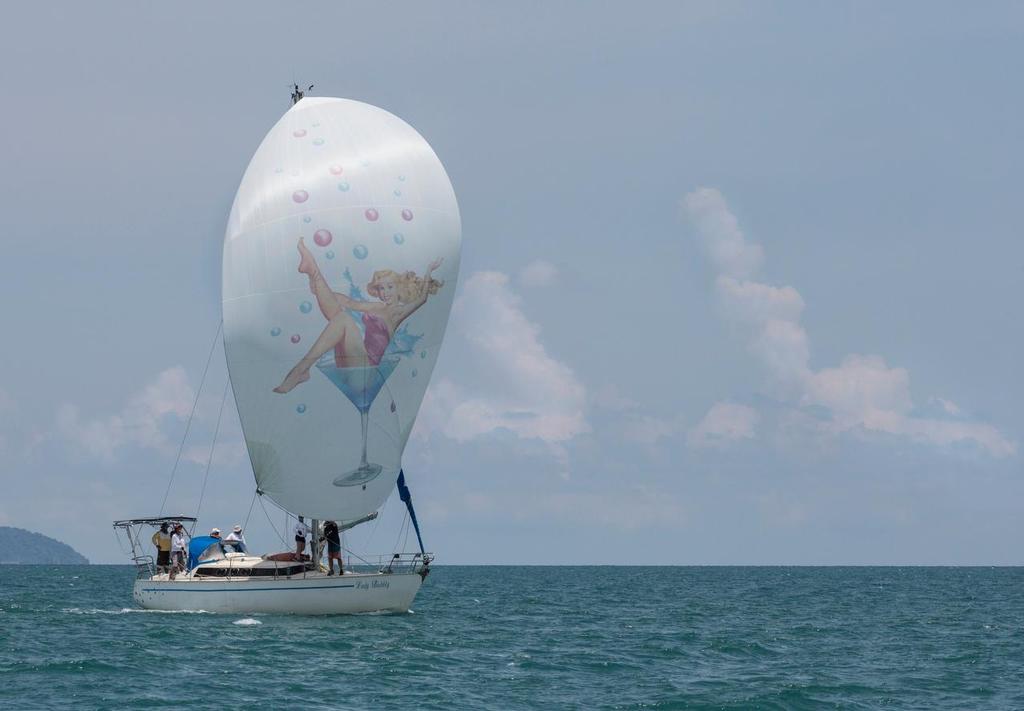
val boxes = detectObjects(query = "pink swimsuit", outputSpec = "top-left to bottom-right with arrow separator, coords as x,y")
334,312 -> 390,367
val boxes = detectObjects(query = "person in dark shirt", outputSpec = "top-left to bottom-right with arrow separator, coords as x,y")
323,520 -> 342,576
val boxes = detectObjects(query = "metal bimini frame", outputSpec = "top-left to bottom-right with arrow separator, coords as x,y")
113,516 -> 196,579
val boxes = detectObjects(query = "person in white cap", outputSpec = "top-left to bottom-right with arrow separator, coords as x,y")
224,524 -> 247,554
209,527 -> 222,539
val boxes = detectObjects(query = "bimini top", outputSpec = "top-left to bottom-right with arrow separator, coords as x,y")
113,516 -> 197,527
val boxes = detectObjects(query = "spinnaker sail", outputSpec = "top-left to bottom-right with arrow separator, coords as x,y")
222,97 -> 461,522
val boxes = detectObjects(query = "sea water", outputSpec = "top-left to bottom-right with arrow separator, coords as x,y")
1,566 -> 1023,709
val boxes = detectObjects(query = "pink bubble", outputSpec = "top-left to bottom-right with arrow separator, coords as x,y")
290,334 -> 301,344
292,190 -> 309,203
313,229 -> 333,247
293,129 -> 307,138
401,209 -> 414,221
329,165 -> 343,175
364,208 -> 379,222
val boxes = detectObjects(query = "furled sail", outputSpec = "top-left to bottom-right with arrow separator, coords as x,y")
222,98 -> 461,522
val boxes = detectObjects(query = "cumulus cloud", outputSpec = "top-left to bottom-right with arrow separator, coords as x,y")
56,367 -> 196,461
417,271 -> 588,445
519,259 -> 558,287
684,187 -> 1015,458
683,188 -> 764,279
687,402 -> 760,449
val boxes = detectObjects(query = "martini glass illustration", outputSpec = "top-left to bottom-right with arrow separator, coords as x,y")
315,355 -> 400,487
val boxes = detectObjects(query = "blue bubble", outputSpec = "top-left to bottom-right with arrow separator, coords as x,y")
337,182 -> 350,192
393,233 -> 405,245
303,216 -> 312,223
420,350 -> 426,359
313,138 -> 325,146
325,250 -> 335,259
393,189 -> 402,197
270,327 -> 282,337
296,404 -> 307,414
353,244 -> 368,260
299,301 -> 313,314
398,175 -> 406,182
411,369 -> 418,378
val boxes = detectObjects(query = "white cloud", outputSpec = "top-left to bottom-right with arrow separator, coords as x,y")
56,367 -> 195,461
687,402 -> 760,448
683,187 -> 764,279
519,259 -> 558,287
416,271 -> 588,445
684,187 -> 1016,458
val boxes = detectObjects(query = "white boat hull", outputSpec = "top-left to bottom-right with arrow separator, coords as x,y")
133,571 -> 423,615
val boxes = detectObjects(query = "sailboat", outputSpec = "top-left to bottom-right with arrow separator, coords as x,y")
113,93 -> 461,614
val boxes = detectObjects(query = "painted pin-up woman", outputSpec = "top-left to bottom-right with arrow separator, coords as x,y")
273,238 -> 443,394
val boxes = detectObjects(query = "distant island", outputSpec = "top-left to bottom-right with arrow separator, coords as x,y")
0,526 -> 89,564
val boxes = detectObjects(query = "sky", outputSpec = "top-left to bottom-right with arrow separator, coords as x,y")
0,2 -> 1021,564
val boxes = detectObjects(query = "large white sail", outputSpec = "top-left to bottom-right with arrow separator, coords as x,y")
222,98 -> 461,522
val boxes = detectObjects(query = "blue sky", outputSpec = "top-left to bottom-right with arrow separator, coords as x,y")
0,3 -> 1021,564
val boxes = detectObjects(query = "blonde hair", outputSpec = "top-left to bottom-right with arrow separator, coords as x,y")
367,269 -> 443,303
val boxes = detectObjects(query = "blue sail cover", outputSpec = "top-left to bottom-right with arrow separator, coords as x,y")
396,470 -> 424,555
187,536 -> 223,570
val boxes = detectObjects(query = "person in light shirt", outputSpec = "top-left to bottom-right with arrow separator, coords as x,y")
224,525 -> 247,554
169,523 -> 188,580
294,516 -> 310,557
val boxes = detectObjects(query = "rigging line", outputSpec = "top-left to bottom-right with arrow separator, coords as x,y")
159,320 -> 223,515
194,381 -> 230,525
392,510 -> 409,556
258,494 -> 288,547
242,489 -> 259,532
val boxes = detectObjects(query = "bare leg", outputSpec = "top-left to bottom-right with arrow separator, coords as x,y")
298,239 -> 344,320
273,310 -> 370,393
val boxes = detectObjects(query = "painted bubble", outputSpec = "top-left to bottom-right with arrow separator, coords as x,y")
293,129 -> 307,138
303,216 -> 312,224
313,138 -> 325,146
393,189 -> 402,197
361,160 -> 370,167
393,233 -> 405,245
398,175 -> 406,182
411,369 -> 418,378
325,250 -> 335,259
299,301 -> 313,314
290,334 -> 301,344
312,122 -> 320,127
313,229 -> 333,247
364,208 -> 379,222
296,404 -> 307,414
292,190 -> 309,203
270,327 -> 282,337
329,165 -> 343,175
274,167 -> 283,174
352,244 -> 368,260
401,209 -> 414,221
337,182 -> 350,192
